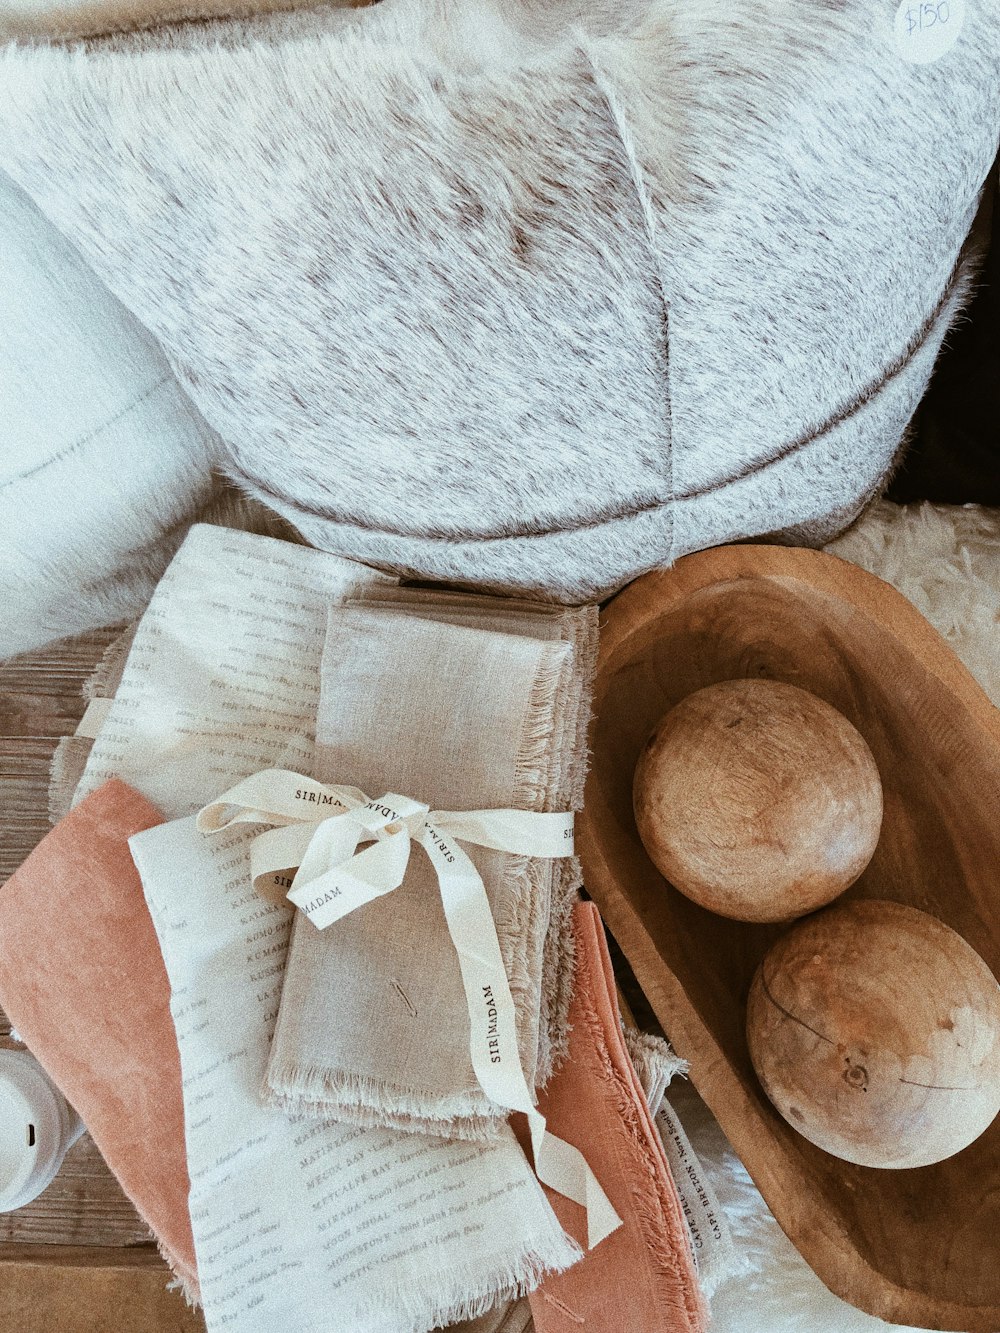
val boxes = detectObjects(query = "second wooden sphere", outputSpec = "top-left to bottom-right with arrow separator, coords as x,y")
746,900 -> 1000,1168
633,679 -> 883,922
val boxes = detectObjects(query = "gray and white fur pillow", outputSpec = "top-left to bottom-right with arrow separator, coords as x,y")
0,0 -> 997,609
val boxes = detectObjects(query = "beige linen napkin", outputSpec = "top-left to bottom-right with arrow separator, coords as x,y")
265,600 -> 592,1139
344,585 -> 597,1085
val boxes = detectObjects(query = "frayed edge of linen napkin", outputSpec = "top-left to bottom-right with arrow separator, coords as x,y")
358,1229 -> 580,1333
535,606 -> 599,1086
624,1027 -> 688,1112
263,1070 -> 508,1143
48,624 -> 134,826
162,1248 -> 202,1308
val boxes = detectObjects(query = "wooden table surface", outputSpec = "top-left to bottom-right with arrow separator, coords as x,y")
0,629 -> 206,1331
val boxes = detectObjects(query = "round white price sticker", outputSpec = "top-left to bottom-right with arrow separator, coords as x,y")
895,0 -> 966,64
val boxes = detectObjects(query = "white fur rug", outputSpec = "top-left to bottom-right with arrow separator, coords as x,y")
672,500 -> 1000,1333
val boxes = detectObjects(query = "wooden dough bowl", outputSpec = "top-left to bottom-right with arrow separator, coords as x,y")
579,544 -> 1000,1330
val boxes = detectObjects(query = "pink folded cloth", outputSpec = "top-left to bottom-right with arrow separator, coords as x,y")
0,779 -> 198,1298
527,902 -> 707,1333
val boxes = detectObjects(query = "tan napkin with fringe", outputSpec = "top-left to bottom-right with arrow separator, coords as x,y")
344,585 -> 597,1087
265,593 -> 596,1140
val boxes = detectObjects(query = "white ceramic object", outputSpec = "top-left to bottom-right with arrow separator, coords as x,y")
0,1049 -> 84,1212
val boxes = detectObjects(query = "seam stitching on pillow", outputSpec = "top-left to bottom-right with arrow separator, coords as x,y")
577,33 -> 674,514
673,240 -> 977,503
241,244 -> 970,544
1,374 -> 171,490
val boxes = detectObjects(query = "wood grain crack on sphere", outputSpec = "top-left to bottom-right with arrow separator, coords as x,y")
746,900 -> 1000,1168
632,679 -> 883,923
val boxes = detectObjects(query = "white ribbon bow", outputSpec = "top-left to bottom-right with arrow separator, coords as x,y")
197,769 -> 621,1249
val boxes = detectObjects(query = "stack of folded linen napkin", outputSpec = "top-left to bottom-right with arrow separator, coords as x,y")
67,522 -> 596,1113
71,527 -> 597,1134
129,799 -> 581,1331
4,522 -> 706,1332
0,784 -> 703,1333
525,902 -> 706,1333
267,590 -> 596,1138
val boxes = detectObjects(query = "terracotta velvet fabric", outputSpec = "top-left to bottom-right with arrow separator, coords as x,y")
0,779 -> 197,1294
527,902 -> 707,1333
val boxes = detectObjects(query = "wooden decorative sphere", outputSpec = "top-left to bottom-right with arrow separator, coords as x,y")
633,679 -> 882,922
747,900 -> 1000,1168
